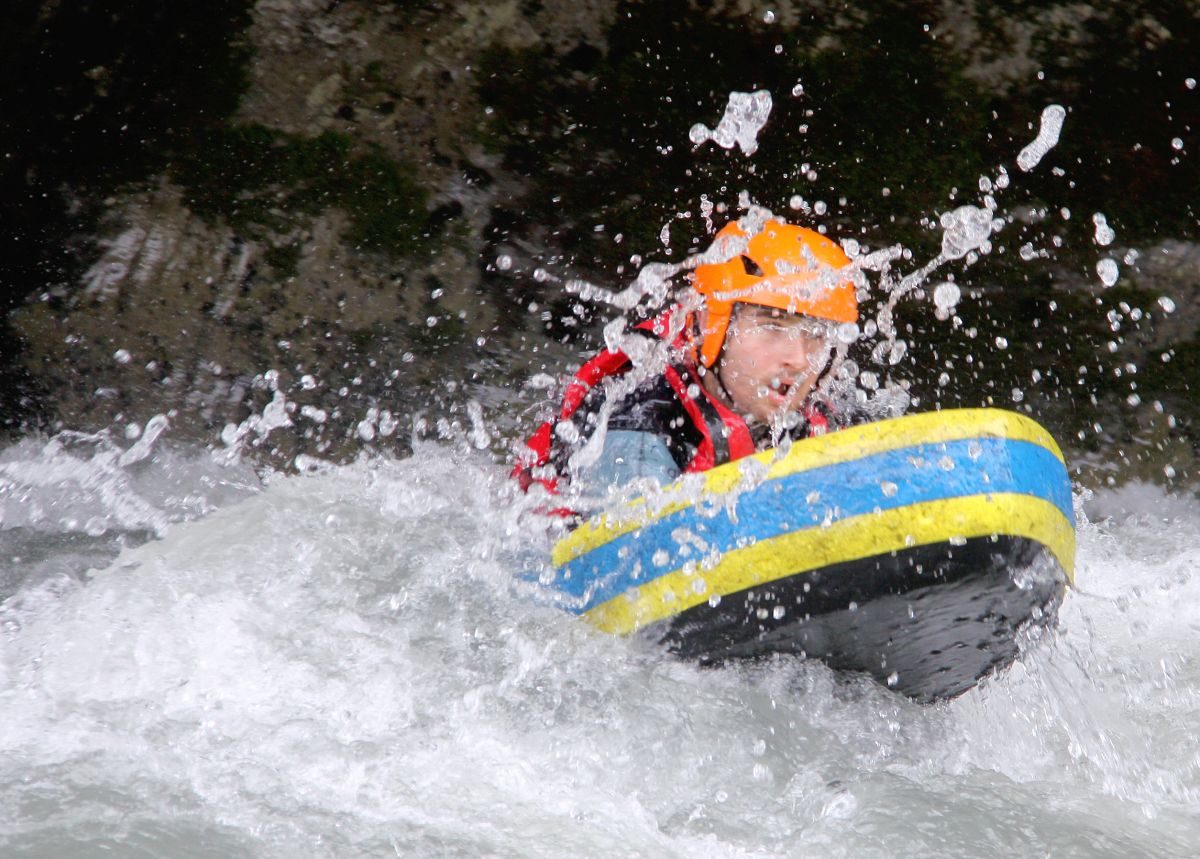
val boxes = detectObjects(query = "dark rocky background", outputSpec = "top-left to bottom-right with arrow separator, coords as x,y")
2,0 -> 1197,486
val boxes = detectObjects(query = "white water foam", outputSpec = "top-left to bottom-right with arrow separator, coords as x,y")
1,437 -> 1198,857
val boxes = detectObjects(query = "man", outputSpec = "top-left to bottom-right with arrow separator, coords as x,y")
514,217 -> 858,499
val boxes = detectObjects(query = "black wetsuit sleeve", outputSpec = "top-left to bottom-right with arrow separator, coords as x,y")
605,375 -> 701,473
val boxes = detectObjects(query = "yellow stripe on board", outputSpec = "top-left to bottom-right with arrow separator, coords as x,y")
554,408 -> 1067,567
583,492 -> 1076,636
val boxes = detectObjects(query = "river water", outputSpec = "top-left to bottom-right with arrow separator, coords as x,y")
0,419 -> 1197,857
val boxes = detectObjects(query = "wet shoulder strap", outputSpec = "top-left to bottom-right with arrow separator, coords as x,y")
661,365 -> 755,473
513,347 -> 633,492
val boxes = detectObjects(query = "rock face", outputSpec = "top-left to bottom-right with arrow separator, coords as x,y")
16,183 -> 428,450
4,0 -> 1198,481
5,0 -> 626,459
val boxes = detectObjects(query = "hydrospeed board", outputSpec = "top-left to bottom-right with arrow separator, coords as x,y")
548,408 -> 1076,702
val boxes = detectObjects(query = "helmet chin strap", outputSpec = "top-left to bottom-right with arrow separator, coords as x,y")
697,324 -> 741,411
810,349 -> 838,397
712,360 -> 739,409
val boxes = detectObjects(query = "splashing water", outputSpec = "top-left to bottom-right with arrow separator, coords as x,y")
689,90 -> 774,156
1092,212 -> 1116,246
2,426 -> 1199,856
535,90 -> 1091,463
940,205 -> 997,260
5,87 -> 1192,857
932,282 -> 962,321
1097,258 -> 1120,287
0,419 -> 258,541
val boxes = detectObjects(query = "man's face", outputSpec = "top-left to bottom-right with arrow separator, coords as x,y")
708,305 -> 834,424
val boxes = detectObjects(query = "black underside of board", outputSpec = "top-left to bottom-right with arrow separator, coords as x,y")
651,535 -> 1066,702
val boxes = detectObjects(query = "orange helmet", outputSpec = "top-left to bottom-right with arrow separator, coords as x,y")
691,219 -> 858,368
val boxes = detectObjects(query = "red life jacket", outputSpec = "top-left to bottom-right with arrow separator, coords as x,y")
512,315 -> 831,495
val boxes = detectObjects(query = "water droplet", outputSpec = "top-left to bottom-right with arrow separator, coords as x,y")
886,672 -> 900,687
495,254 -> 513,271
1097,258 -> 1119,287
1158,296 -> 1177,313
763,9 -> 776,23
940,205 -> 994,260
880,481 -> 898,497
1171,137 -> 1185,151
995,336 -> 1008,349
1017,105 -> 1066,171
1092,212 -> 1115,246
836,322 -> 860,344
1186,78 -> 1197,90
1012,387 -> 1025,403
791,82 -> 804,97
933,282 -> 961,311
690,90 -> 773,156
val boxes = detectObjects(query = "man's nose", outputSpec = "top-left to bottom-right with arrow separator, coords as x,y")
780,339 -> 816,371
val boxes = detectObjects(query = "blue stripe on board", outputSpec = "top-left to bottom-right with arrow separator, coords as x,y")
555,437 -> 1072,611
